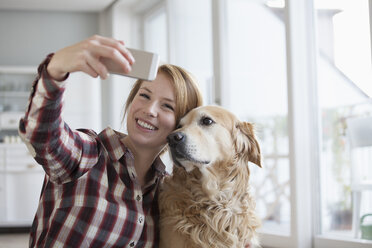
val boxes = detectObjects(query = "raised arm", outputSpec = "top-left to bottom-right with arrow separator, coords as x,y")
18,35 -> 134,184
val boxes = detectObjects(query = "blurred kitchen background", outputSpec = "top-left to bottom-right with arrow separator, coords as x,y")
0,0 -> 371,247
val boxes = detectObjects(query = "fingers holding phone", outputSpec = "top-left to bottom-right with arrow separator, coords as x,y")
101,48 -> 160,81
90,36 -> 135,76
47,35 -> 135,81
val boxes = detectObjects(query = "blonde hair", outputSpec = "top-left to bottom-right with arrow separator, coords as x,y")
124,64 -> 203,125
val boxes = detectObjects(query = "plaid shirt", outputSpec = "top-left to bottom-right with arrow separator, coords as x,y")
18,56 -> 166,248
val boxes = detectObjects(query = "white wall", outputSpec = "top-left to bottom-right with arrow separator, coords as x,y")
0,10 -> 99,66
0,9 -> 102,131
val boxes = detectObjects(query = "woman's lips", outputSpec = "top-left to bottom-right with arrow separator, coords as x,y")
136,118 -> 158,130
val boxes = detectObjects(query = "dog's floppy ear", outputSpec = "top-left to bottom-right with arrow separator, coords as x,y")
234,122 -> 262,167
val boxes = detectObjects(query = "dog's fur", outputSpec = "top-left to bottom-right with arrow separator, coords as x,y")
159,106 -> 262,248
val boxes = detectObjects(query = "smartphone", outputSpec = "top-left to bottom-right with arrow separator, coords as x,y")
101,48 -> 160,81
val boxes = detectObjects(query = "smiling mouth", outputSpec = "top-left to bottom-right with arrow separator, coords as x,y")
136,119 -> 158,130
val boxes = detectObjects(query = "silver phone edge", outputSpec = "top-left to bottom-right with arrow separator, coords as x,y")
148,54 -> 160,81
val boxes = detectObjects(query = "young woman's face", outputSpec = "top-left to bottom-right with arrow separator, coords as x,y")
126,72 -> 177,152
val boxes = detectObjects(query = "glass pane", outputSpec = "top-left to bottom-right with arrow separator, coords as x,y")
226,0 -> 290,235
315,0 -> 372,240
144,8 -> 168,62
168,0 -> 213,104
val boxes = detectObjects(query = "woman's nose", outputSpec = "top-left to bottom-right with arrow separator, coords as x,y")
144,102 -> 158,117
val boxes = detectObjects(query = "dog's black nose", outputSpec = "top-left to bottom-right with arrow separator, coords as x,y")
167,132 -> 185,147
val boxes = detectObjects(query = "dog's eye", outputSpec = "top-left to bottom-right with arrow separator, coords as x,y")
200,117 -> 214,126
176,124 -> 182,129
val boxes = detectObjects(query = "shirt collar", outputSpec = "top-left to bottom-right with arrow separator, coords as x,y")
99,127 -> 166,177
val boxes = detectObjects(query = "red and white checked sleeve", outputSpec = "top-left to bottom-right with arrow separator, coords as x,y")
18,54 -> 99,184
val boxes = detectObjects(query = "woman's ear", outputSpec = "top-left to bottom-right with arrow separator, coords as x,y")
234,122 -> 262,167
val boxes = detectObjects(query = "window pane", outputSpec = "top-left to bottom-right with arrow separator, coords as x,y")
168,0 -> 213,104
144,7 -> 168,62
315,0 -> 372,240
226,0 -> 290,235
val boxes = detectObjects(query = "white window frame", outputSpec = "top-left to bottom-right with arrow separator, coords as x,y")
370,0 -> 372,62
211,0 -> 230,107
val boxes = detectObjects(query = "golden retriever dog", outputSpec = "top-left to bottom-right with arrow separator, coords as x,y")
159,105 -> 262,248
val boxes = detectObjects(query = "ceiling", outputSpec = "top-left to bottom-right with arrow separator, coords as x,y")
0,0 -> 135,12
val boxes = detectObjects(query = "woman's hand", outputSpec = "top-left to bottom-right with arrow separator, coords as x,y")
47,35 -> 135,81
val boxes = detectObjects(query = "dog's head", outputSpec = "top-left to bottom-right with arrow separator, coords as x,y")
167,105 -> 262,173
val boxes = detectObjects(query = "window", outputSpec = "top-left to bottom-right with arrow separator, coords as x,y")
143,4 -> 168,62
315,0 -> 372,243
166,0 -> 214,104
141,0 -> 213,104
224,0 -> 290,236
134,0 -> 372,246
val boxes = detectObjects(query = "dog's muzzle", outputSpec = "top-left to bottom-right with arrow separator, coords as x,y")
167,131 -> 210,167
167,131 -> 185,147
167,132 -> 187,167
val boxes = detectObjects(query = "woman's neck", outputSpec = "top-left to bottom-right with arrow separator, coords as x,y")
122,137 -> 163,187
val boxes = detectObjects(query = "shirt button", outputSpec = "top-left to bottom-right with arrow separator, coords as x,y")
139,216 -> 143,224
136,195 -> 141,201
129,241 -> 135,247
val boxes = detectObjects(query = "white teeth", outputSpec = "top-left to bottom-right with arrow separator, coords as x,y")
137,119 -> 156,130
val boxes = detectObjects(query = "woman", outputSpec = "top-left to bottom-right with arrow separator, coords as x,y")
19,35 -> 203,247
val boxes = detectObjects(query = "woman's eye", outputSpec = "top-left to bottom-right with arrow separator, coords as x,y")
164,104 -> 174,111
200,117 -> 214,126
139,93 -> 150,99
